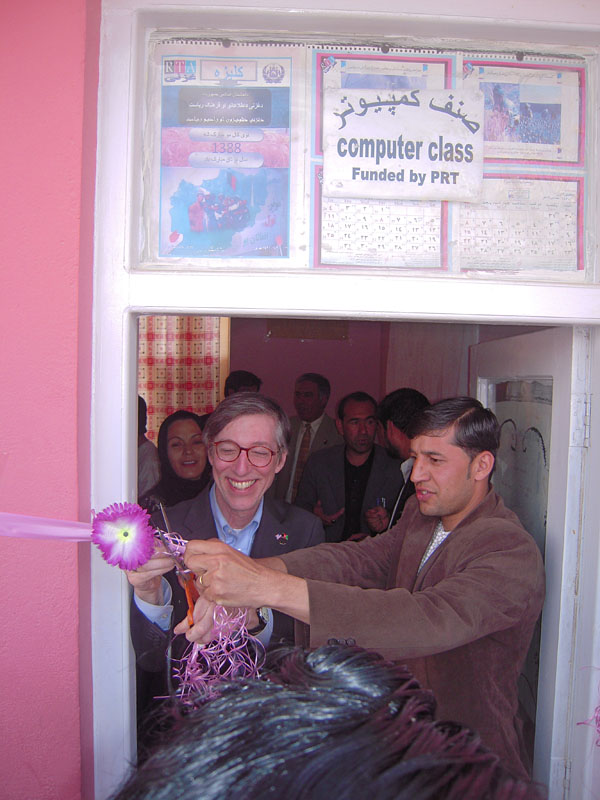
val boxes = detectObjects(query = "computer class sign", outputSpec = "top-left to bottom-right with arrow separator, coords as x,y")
323,88 -> 484,202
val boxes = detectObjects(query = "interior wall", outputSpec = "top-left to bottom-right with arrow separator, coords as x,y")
0,2 -> 99,799
385,322 -> 541,403
230,317 -> 389,414
230,318 -> 541,414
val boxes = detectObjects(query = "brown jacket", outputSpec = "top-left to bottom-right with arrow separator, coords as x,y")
281,489 -> 545,780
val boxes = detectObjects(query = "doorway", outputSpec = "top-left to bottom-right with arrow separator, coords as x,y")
133,315 -> 573,781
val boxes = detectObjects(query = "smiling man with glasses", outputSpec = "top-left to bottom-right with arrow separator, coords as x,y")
129,392 -> 325,716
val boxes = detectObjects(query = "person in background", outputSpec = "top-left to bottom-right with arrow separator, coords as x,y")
112,644 -> 543,800
224,370 -> 263,396
137,395 -> 160,500
295,391 -> 403,541
273,372 -> 343,503
367,387 -> 430,533
139,409 -> 211,513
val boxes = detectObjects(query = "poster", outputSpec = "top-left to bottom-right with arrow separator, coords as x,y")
463,60 -> 584,164
147,42 -> 302,261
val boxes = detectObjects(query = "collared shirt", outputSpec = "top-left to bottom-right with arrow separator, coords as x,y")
209,483 -> 263,553
135,486 -> 272,642
285,414 -> 325,502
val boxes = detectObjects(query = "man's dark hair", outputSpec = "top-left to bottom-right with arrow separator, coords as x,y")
224,370 -> 262,395
407,397 -> 500,461
377,388 -> 430,434
296,372 -> 331,402
113,645 -> 542,800
337,391 -> 377,421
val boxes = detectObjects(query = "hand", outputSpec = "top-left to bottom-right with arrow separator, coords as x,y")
126,544 -> 175,605
174,595 -> 259,645
313,500 -> 345,527
180,539 -> 310,625
365,505 -> 390,534
182,539 -> 270,609
173,589 -> 219,643
347,532 -> 368,542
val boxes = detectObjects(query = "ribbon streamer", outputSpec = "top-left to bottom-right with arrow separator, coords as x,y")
0,506 -> 264,700
0,511 -> 93,541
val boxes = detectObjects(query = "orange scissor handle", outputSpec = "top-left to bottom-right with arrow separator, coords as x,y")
183,575 -> 200,626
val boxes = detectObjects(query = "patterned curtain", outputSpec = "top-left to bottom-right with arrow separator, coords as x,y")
138,315 -> 222,442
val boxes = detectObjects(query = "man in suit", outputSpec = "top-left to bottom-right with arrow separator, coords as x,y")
177,397 -> 546,781
294,391 -> 403,542
128,392 -> 324,679
273,372 -> 342,503
367,387 -> 430,534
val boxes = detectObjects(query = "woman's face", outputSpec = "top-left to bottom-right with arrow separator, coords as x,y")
166,419 -> 207,480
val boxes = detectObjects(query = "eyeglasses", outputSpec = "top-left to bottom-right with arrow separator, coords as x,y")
213,440 -> 280,468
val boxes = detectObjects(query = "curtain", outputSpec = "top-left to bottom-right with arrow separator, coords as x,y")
138,315 -> 222,441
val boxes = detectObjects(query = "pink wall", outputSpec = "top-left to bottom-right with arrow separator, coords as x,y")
0,1 -> 99,798
230,317 -> 389,416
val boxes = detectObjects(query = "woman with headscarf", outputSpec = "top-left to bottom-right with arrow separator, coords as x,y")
140,409 -> 211,514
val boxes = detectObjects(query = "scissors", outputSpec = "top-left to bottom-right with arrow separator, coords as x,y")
156,504 -> 199,626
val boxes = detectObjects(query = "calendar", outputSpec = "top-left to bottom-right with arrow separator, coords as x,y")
320,196 -> 443,268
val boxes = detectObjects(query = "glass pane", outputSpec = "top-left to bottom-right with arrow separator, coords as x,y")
490,377 -> 552,762
492,378 -> 552,559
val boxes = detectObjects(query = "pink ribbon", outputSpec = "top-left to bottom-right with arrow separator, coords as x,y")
0,511 -> 92,541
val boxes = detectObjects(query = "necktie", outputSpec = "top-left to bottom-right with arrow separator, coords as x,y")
291,423 -> 312,501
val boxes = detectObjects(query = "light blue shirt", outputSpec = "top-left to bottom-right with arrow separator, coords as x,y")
209,483 -> 262,553
134,485 -> 273,643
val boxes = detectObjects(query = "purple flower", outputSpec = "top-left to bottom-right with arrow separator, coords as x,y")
92,502 -> 155,570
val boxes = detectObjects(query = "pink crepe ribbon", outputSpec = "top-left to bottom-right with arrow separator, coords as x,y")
0,504 -> 264,703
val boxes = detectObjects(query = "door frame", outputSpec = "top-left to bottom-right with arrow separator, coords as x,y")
470,327 -> 590,796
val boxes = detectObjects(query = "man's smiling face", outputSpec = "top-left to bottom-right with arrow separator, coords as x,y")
208,413 -> 286,528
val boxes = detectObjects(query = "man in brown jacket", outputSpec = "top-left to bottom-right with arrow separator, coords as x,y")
177,397 -> 545,782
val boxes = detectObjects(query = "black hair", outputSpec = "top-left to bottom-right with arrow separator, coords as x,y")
377,388 -> 430,434
113,645 -> 542,800
138,395 -> 148,436
296,373 -> 332,402
337,391 -> 377,421
407,397 -> 500,461
224,370 -> 262,395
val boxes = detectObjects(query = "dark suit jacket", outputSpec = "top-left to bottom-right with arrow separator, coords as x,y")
272,414 -> 343,501
130,487 -> 325,674
295,443 -> 403,542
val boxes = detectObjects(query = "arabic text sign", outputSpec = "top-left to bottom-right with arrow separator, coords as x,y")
323,89 -> 484,202
178,87 -> 272,126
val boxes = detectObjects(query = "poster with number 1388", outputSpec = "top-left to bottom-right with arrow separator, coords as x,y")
155,45 -> 295,260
